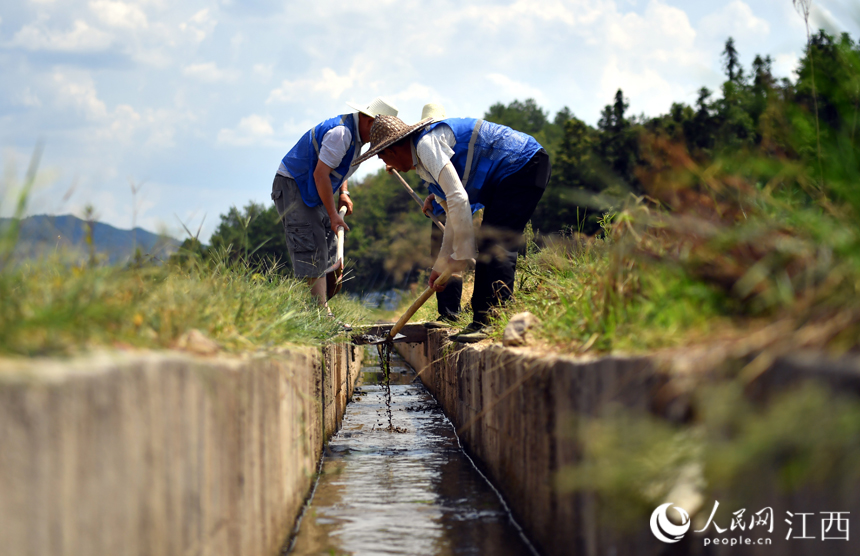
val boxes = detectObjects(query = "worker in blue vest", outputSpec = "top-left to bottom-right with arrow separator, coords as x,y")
271,97 -> 398,317
413,103 -> 483,328
354,114 -> 550,342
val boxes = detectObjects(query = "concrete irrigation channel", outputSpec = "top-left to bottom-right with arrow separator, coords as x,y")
1,325 -> 859,555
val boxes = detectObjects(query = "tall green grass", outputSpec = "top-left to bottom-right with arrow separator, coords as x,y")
0,250 -> 367,357
0,151 -> 368,357
492,117 -> 860,354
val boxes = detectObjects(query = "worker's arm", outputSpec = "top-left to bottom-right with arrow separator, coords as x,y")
338,179 -> 353,216
313,160 -> 348,233
428,162 -> 475,291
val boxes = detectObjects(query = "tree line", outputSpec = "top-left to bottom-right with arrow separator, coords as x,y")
175,31 -> 860,294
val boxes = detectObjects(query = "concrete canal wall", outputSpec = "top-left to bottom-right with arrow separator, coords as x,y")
397,333 -> 860,556
0,343 -> 362,556
397,337 -> 661,556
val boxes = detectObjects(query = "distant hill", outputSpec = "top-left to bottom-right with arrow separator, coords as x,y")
0,214 -> 181,264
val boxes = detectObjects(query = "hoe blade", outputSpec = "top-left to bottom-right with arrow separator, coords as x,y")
350,324 -> 426,345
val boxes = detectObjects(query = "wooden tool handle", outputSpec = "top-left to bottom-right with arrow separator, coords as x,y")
336,205 -> 347,263
389,267 -> 454,339
392,169 -> 446,232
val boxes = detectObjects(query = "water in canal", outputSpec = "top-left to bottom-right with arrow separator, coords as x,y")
287,346 -> 537,556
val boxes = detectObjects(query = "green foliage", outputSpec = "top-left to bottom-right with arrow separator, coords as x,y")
533,117 -> 602,233
485,98 -> 550,136
491,30 -> 860,353
505,232 -> 731,353
557,383 -> 860,531
0,251 -> 367,356
557,407 -> 701,529
0,144 -> 41,271
483,98 -> 569,162
176,29 -> 860,305
346,168 -> 433,293
206,201 -> 286,269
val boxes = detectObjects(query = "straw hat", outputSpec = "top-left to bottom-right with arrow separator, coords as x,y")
421,103 -> 447,121
352,115 -> 434,166
345,97 -> 398,118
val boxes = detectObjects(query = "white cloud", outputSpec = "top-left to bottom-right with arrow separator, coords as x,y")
267,67 -> 356,104
16,87 -> 42,107
599,55 -> 686,116
773,52 -> 800,81
4,0 -> 849,241
811,2 -> 840,34
183,62 -> 239,83
89,1 -> 149,29
179,8 -> 216,43
282,120 -> 314,138
217,114 -> 275,146
252,63 -> 274,81
388,83 -> 438,105
104,104 -> 143,141
699,1 -> 770,43
52,71 -> 109,120
607,1 -> 697,59
143,109 -> 178,148
46,70 -> 182,147
456,0 -> 605,30
11,20 -> 112,52
485,74 -> 547,105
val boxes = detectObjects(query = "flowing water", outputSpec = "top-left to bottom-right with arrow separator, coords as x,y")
287,347 -> 537,556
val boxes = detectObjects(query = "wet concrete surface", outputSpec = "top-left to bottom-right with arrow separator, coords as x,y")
288,348 -> 537,556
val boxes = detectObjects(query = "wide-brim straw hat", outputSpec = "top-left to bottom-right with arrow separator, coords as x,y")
345,97 -> 398,118
352,115 -> 434,166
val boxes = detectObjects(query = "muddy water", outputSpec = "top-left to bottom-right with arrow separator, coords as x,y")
287,347 -> 537,556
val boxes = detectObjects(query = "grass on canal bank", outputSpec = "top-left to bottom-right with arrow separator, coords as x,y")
481,136 -> 860,356
0,149 -> 369,358
0,251 -> 368,358
406,172 -> 860,358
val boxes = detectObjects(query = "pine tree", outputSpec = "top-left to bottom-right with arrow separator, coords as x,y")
722,37 -> 743,82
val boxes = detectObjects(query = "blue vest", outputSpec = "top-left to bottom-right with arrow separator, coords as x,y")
414,118 -> 542,207
281,113 -> 359,208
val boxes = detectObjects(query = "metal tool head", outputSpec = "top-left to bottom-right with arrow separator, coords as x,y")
351,332 -> 407,345
350,323 -> 428,345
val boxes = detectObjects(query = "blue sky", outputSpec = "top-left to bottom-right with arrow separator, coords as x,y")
1,0 -> 858,241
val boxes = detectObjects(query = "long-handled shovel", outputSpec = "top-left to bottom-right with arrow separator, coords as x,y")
389,267 -> 453,338
391,169 -> 446,232
325,206 -> 348,299
354,268 -> 454,345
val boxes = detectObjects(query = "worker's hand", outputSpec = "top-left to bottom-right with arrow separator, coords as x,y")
422,194 -> 436,217
330,211 -> 349,233
338,193 -> 353,216
429,258 -> 468,291
429,269 -> 446,292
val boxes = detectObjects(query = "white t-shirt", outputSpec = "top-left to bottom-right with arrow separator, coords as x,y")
277,113 -> 364,184
411,124 -> 477,270
413,125 -> 457,184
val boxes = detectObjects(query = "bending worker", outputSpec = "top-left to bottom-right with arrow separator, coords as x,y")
354,113 -> 550,343
271,97 -> 398,314
413,103 -> 483,327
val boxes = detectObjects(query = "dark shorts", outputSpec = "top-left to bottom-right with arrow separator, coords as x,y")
271,174 -> 336,279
